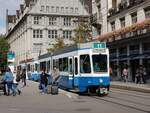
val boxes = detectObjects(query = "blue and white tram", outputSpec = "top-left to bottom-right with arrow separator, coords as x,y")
39,42 -> 110,94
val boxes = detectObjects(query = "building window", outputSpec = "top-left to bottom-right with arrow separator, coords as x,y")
70,7 -> 74,13
63,30 -> 72,39
119,47 -> 127,55
33,43 -> 43,53
144,6 -> 150,19
63,17 -> 71,26
48,30 -> 57,38
129,44 -> 139,54
51,6 -> 55,12
34,16 -> 41,24
33,30 -> 43,38
143,42 -> 150,51
56,6 -> 59,12
66,7 -> 69,13
49,17 -> 57,26
131,12 -> 137,24
112,0 -> 117,9
110,21 -> 115,31
46,6 -> 49,12
41,6 -> 44,12
61,7 -> 64,13
75,8 -> 78,13
120,17 -> 125,28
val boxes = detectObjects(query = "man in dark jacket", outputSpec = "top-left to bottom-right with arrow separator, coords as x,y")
40,69 -> 49,94
21,69 -> 26,87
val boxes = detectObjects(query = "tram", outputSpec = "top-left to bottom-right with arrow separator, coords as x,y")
38,42 -> 110,94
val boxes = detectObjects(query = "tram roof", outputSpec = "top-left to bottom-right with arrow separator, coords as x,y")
39,42 -> 106,59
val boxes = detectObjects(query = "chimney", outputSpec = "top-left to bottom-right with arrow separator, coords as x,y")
20,4 -> 24,14
16,10 -> 20,19
25,0 -> 31,7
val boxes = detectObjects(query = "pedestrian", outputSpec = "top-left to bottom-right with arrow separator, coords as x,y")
21,69 -> 26,87
39,69 -> 49,94
3,67 -> 16,96
140,65 -> 146,84
135,67 -> 141,84
109,67 -> 113,81
13,70 -> 21,95
122,67 -> 128,82
1,69 -> 7,95
51,67 -> 60,85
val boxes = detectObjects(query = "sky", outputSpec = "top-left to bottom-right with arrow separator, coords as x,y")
0,0 -> 23,34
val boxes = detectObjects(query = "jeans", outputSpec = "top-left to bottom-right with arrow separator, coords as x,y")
6,82 -> 16,95
41,84 -> 47,93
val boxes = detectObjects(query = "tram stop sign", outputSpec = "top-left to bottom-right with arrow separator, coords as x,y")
93,42 -> 106,49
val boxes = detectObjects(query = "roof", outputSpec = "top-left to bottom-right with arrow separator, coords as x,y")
39,42 -> 98,59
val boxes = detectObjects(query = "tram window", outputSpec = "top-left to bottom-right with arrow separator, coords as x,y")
69,58 -> 73,74
92,54 -> 107,72
53,60 -> 56,69
35,63 -> 40,72
59,58 -> 63,71
55,60 -> 59,69
75,58 -> 78,75
27,64 -> 30,71
62,58 -> 68,72
40,61 -> 46,71
80,54 -> 91,73
47,60 -> 50,73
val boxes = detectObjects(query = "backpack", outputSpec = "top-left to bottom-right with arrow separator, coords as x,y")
16,75 -> 21,82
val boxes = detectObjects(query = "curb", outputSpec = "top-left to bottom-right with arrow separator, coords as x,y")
110,84 -> 150,93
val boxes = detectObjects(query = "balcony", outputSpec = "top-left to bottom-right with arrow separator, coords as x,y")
108,7 -> 118,16
108,0 -> 146,17
129,0 -> 144,6
90,13 -> 102,28
118,0 -> 145,11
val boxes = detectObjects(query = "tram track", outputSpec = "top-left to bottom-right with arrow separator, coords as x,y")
110,88 -> 150,100
89,96 -> 150,113
106,95 -> 150,107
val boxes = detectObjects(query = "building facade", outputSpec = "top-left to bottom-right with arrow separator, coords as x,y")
6,0 -> 91,66
90,0 -> 108,37
96,0 -> 150,82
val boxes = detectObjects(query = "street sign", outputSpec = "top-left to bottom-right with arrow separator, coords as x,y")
7,52 -> 15,62
93,42 -> 106,49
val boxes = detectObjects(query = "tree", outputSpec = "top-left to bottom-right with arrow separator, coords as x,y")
0,35 -> 10,69
47,38 -> 65,53
72,21 -> 92,44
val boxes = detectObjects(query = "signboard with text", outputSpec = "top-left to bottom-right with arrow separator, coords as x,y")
93,42 -> 106,49
7,52 -> 15,62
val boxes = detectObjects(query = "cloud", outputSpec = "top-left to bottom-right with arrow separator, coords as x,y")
0,0 -> 23,34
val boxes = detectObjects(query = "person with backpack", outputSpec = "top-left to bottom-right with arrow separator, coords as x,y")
13,70 -> 21,95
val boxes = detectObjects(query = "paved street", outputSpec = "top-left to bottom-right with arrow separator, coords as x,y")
0,80 -> 150,113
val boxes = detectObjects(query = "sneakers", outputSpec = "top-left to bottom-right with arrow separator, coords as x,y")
18,90 -> 21,95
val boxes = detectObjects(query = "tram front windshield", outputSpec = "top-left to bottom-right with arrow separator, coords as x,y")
92,54 -> 108,73
80,54 -> 91,73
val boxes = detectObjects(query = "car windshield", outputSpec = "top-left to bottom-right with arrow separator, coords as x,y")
92,54 -> 108,73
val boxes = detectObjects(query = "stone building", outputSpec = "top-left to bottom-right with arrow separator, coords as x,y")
6,0 -> 91,67
96,0 -> 150,82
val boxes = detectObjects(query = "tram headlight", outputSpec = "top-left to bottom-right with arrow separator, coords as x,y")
99,79 -> 103,83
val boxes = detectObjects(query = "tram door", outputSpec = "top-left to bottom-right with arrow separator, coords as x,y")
69,57 -> 74,88
73,56 -> 79,87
